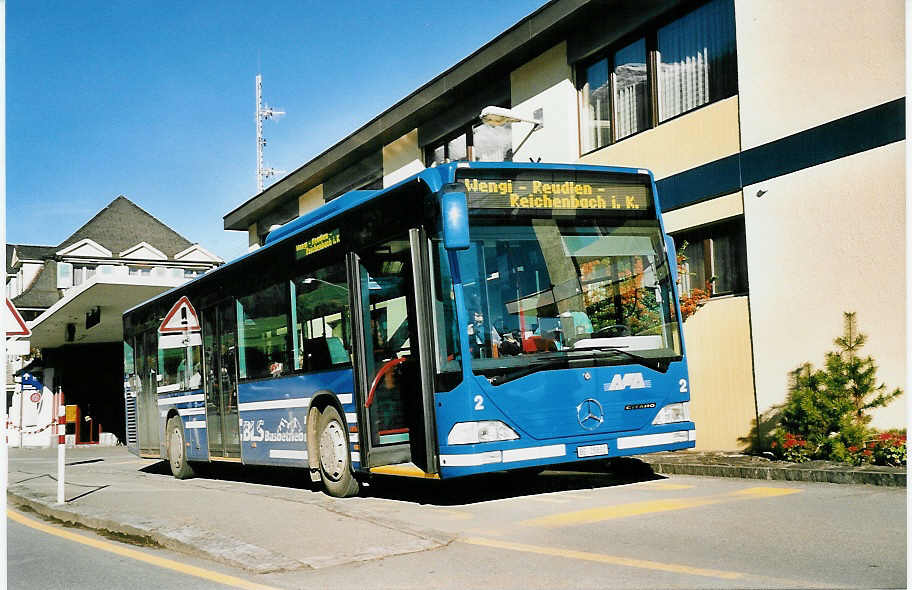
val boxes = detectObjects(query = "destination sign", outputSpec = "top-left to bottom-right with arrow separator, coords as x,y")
295,229 -> 341,259
460,176 -> 651,212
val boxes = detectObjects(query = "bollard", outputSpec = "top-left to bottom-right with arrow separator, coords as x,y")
56,391 -> 65,504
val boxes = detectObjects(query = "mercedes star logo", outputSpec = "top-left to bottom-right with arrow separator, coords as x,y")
576,398 -> 604,431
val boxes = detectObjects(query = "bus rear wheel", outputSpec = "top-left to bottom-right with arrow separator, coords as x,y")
316,406 -> 359,497
166,416 -> 195,480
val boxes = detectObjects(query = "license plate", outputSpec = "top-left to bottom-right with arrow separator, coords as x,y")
577,443 -> 609,458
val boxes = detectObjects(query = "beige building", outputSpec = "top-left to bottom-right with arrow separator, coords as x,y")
224,0 -> 905,450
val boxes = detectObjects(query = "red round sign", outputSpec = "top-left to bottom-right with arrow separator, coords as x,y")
29,391 -> 41,403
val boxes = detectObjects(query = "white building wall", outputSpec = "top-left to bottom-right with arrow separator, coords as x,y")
383,130 -> 424,187
510,42 -> 579,163
743,141 -> 905,429
735,0 -> 904,150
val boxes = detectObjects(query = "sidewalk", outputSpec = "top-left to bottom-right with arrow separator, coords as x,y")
8,447 -> 904,574
7,446 -> 450,574
636,451 -> 906,487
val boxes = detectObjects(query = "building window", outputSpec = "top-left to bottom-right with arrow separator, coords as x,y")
580,58 -> 611,152
73,265 -> 96,286
614,38 -> 650,139
471,121 -> 512,162
425,121 -> 513,165
128,266 -> 152,277
577,0 -> 736,153
673,217 -> 747,297
657,0 -> 737,122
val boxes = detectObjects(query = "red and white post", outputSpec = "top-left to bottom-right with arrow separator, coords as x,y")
56,390 -> 65,504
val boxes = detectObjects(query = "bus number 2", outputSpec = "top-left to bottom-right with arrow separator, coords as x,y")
679,379 -> 688,393
474,395 -> 485,411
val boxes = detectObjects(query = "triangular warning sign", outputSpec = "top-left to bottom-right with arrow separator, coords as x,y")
159,296 -> 201,333
5,299 -> 31,337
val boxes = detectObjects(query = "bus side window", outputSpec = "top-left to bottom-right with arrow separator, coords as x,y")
236,283 -> 290,380
292,262 -> 352,372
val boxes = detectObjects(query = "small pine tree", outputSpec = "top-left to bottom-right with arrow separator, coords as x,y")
828,312 -> 903,426
776,312 -> 903,460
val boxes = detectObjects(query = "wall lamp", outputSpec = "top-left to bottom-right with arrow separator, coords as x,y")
479,106 -> 543,161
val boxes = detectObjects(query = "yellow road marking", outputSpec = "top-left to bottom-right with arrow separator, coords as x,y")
461,536 -> 742,580
8,509 -> 278,590
522,486 -> 802,528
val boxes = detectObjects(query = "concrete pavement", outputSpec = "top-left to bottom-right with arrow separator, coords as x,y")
7,446 -> 905,575
7,446 -> 450,574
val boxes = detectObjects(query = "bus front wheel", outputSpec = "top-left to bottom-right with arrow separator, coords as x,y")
166,416 -> 195,480
316,406 -> 359,498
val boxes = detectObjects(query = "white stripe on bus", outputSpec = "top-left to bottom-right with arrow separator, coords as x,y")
184,420 -> 207,429
615,430 -> 693,450
440,444 -> 567,467
345,413 -> 357,423
502,444 -> 566,463
178,408 -> 205,416
440,451 -> 502,467
158,394 -> 205,406
269,449 -> 308,460
238,398 -> 311,412
337,393 -> 353,405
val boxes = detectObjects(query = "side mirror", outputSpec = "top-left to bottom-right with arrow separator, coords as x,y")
664,234 -> 678,284
441,191 -> 470,250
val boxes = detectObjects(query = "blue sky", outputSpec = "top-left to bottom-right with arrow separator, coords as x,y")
7,1 -> 545,260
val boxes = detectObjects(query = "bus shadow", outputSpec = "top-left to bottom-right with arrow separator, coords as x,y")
138,457 -> 664,504
139,461 -> 322,492
363,458 -> 666,505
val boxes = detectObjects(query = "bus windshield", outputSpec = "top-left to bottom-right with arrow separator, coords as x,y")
455,215 -> 681,378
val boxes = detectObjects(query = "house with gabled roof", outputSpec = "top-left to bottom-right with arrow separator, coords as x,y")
6,196 -> 222,446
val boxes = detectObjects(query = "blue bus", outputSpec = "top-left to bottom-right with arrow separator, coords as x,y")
123,162 -> 694,497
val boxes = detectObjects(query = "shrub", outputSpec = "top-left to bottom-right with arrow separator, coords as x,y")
772,312 -> 903,464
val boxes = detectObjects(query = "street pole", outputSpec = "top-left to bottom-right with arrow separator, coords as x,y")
57,390 -> 65,504
1,2 -> 9,586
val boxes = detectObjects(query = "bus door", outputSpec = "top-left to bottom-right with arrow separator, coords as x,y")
135,329 -> 160,456
201,300 -> 241,460
349,229 -> 438,473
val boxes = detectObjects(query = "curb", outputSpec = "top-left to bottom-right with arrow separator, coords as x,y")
7,489 -> 306,574
637,459 -> 906,487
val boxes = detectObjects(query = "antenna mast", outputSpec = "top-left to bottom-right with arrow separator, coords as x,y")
255,74 -> 285,193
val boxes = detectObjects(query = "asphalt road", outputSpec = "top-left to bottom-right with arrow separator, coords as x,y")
8,509 -> 259,590
8,458 -> 907,589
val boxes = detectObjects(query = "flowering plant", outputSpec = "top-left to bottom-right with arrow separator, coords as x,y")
871,431 -> 906,466
770,432 -> 812,463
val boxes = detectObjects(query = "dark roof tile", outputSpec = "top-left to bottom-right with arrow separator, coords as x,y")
12,261 -> 60,309
57,196 -> 194,258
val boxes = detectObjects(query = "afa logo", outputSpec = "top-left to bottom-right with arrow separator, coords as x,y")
604,372 -> 651,391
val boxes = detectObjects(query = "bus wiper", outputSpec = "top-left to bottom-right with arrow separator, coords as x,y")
570,346 -> 668,373
489,354 -> 568,386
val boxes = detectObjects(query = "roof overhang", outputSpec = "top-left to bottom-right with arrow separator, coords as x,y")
28,275 -> 186,349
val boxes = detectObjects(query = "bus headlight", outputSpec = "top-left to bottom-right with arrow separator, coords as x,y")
652,402 -> 690,425
447,421 -> 519,445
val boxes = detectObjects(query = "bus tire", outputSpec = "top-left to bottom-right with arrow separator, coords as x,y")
166,416 -> 194,480
316,405 -> 359,497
